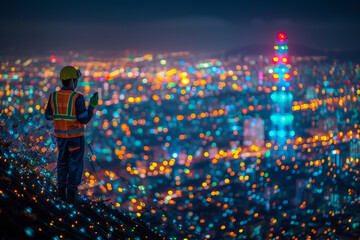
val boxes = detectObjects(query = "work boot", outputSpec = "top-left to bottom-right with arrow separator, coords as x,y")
67,189 -> 85,204
67,188 -> 76,203
58,186 -> 67,201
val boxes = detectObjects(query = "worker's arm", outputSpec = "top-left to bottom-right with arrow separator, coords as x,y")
44,94 -> 53,120
75,94 -> 95,125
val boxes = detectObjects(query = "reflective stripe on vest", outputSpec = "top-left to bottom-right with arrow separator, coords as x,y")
54,128 -> 84,134
50,90 -> 84,138
67,91 -> 77,115
52,115 -> 77,120
53,92 -> 58,115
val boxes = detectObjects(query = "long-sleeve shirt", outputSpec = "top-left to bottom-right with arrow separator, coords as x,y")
45,87 -> 94,125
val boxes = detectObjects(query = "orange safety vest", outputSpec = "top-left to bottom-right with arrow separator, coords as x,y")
50,89 -> 85,138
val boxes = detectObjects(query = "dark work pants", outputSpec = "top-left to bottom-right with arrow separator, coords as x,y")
56,135 -> 85,191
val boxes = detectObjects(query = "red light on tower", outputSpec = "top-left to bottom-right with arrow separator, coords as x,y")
277,33 -> 287,42
284,73 -> 290,80
282,57 -> 288,63
273,56 -> 279,63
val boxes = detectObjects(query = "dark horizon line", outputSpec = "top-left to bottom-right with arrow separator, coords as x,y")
1,43 -> 360,59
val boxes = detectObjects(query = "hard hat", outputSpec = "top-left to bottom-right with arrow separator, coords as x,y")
60,66 -> 82,80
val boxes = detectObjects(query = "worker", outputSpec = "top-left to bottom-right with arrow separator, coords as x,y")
44,66 -> 99,203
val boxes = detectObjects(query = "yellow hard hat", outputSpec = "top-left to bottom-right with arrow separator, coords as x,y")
60,66 -> 82,80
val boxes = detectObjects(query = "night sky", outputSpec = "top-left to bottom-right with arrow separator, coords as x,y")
1,0 -> 359,53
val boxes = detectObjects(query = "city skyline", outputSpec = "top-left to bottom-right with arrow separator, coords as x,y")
1,1 -> 360,238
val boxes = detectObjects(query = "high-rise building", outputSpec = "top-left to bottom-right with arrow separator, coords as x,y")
243,118 -> 265,148
305,86 -> 317,100
350,140 -> 360,166
270,33 -> 295,159
318,117 -> 338,133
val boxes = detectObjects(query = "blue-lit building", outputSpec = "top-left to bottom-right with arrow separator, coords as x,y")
270,33 -> 295,160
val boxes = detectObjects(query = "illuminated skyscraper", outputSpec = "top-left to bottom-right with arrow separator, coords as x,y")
269,33 -> 295,159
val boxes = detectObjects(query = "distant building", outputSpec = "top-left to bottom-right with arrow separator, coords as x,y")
306,116 -> 338,136
270,33 -> 294,159
306,86 -> 317,100
330,149 -> 343,167
295,179 -> 305,205
229,140 -> 240,150
318,116 -> 338,133
208,146 -> 219,159
243,118 -> 264,148
350,140 -> 360,166
177,151 -> 188,165
151,145 -> 169,161
193,147 -> 204,164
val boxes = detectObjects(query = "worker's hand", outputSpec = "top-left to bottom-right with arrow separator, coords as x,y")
89,95 -> 99,108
